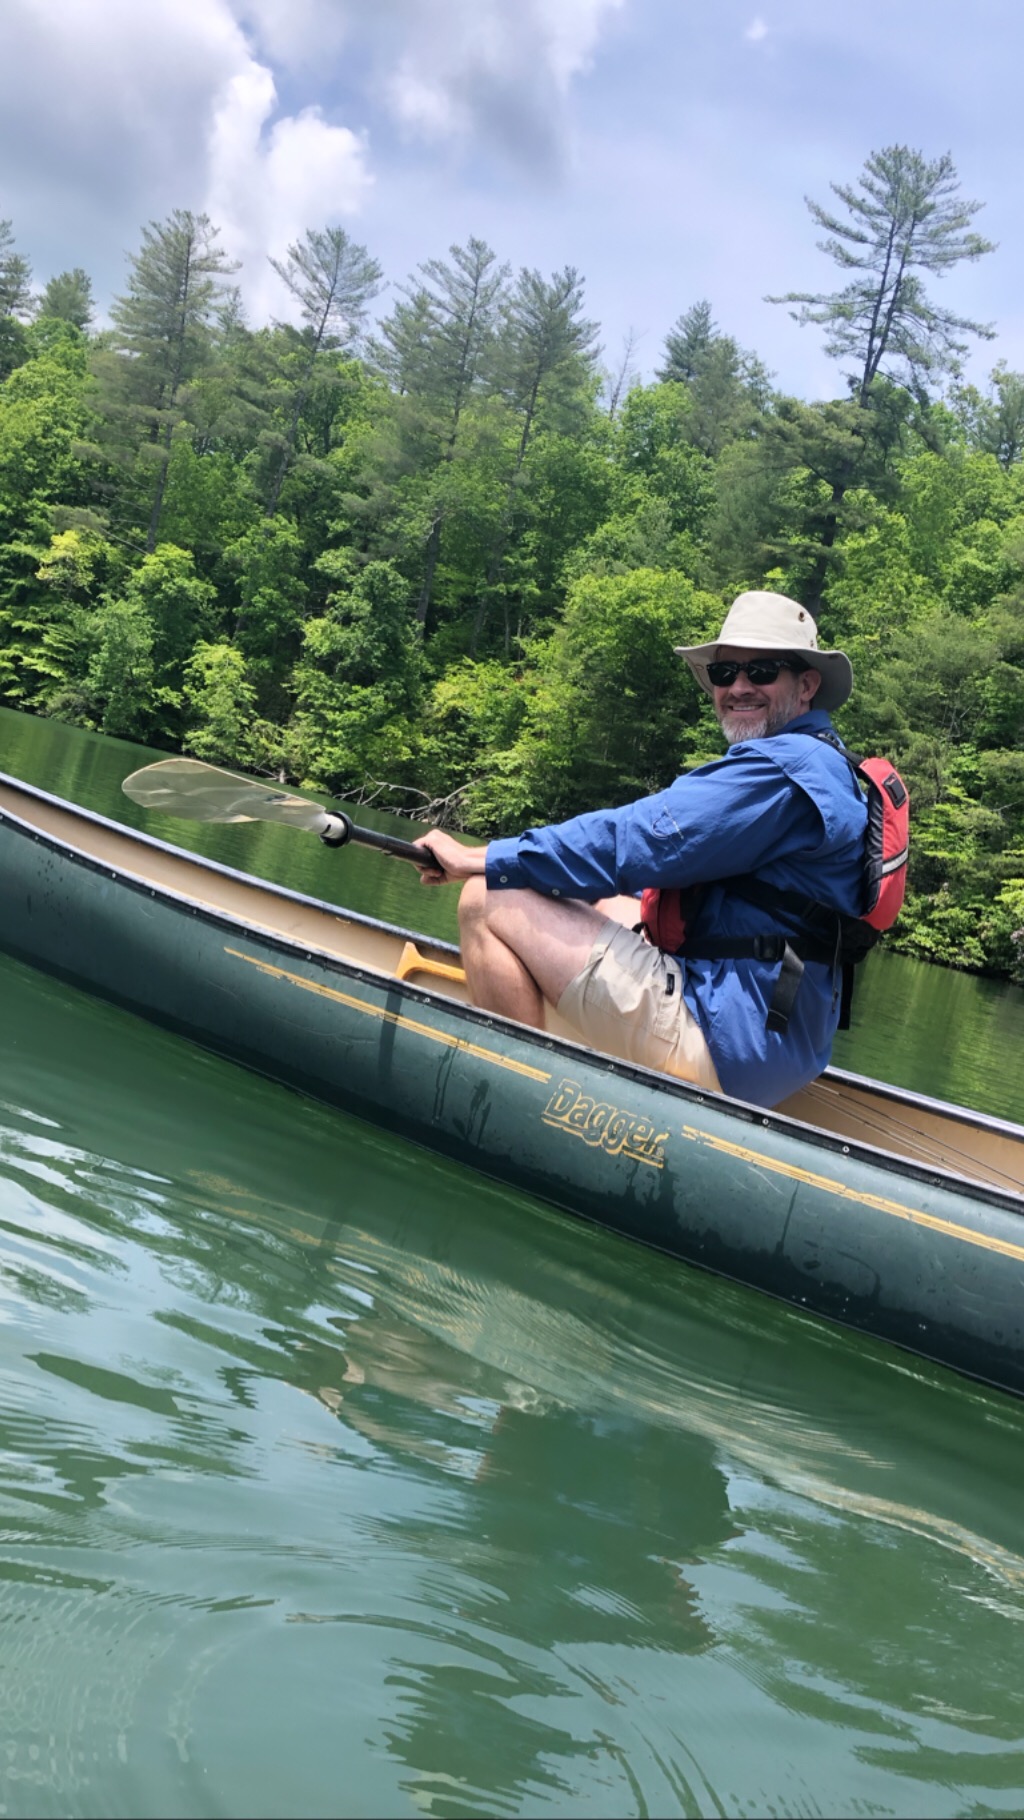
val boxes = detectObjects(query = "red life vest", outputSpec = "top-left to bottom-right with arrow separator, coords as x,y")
857,755 -> 910,931
639,737 -> 909,1034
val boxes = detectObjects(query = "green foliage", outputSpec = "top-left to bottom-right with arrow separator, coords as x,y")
0,221 -> 32,319
614,384 -> 717,536
417,658 -> 530,823
1,181 -> 1023,982
224,517 -> 307,713
982,879 -> 1024,983
263,228 -> 383,517
657,301 -> 772,455
183,641 -> 259,765
472,569 -> 723,828
82,595 -> 160,738
37,269 -> 94,331
94,209 -> 238,550
0,326 -> 91,541
290,561 -> 422,791
0,220 -> 33,380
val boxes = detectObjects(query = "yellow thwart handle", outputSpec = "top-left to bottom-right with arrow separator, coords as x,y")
395,941 -> 467,987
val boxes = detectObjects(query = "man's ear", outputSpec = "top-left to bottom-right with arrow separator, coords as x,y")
800,667 -> 822,705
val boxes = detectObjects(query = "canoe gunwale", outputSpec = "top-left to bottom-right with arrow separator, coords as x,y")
818,1063 -> 1024,1144
2,774 -> 1023,1218
0,771 -> 465,961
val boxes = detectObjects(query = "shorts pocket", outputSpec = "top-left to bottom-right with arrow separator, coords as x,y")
650,958 -> 685,1048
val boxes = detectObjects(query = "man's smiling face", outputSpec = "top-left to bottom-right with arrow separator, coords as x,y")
711,649 -> 821,745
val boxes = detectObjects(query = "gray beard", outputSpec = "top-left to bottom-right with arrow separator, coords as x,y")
717,683 -> 804,745
719,710 -> 771,745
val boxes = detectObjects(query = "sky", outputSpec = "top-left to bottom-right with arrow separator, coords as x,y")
3,0 -> 1023,402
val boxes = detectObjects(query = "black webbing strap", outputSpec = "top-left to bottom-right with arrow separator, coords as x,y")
767,944 -> 805,1035
682,930 -> 815,1036
682,877 -> 864,1036
838,962 -> 855,1032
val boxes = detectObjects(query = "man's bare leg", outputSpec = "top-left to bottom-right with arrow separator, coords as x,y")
457,878 -> 545,1024
593,894 -> 643,930
458,877 -> 612,1027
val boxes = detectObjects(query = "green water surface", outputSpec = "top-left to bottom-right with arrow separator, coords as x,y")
1,708 -> 1023,1819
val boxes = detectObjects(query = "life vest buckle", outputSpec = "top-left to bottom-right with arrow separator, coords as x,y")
752,934 -> 786,963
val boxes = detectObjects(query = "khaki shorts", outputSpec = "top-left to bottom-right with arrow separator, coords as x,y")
556,920 -> 722,1091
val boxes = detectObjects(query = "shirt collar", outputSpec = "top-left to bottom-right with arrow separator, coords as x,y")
781,708 -> 834,735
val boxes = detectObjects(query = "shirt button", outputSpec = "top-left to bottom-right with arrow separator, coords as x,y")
552,888 -> 560,897
499,874 -> 508,883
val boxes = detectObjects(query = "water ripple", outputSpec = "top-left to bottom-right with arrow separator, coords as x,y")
0,952 -> 1022,1816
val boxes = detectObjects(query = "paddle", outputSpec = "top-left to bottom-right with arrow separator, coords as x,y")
122,757 -> 439,868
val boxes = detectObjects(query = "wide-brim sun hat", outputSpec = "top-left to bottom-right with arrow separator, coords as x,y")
675,590 -> 853,712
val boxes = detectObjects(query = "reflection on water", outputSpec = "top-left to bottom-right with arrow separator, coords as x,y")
1,952 -> 1023,1819
0,703 -> 461,944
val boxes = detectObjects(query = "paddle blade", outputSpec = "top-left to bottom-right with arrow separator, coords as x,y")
122,758 -> 330,833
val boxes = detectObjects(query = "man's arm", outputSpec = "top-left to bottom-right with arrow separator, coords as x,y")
413,749 -> 827,897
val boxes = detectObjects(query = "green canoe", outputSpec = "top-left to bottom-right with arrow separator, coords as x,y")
1,768 -> 1023,1398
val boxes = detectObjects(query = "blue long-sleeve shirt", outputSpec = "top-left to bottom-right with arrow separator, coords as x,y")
485,710 -> 868,1106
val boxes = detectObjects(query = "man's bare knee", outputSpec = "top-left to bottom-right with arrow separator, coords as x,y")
457,874 -> 488,932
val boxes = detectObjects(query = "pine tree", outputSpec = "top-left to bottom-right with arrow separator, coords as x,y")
0,219 -> 33,379
371,237 -> 509,626
472,265 -> 599,652
769,145 -> 995,406
767,147 -> 996,609
263,227 -> 382,517
100,210 -> 237,550
0,220 -> 32,317
37,268 -> 94,332
658,301 -> 716,384
657,300 -> 772,456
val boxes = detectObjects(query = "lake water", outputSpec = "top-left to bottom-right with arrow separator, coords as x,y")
1,707 -> 1023,1819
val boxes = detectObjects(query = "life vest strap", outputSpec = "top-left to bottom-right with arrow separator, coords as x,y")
682,877 -> 863,1036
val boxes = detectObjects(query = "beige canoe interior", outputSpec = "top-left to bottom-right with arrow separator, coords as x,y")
5,778 -> 1024,1201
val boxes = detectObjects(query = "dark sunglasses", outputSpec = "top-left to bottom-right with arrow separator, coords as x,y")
706,658 -> 807,688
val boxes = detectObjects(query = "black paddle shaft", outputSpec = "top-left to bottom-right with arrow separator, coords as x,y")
320,809 -> 439,870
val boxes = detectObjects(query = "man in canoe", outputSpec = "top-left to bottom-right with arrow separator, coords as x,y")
416,592 -> 868,1107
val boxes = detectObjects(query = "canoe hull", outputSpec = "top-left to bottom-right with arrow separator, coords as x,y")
3,780 -> 1024,1398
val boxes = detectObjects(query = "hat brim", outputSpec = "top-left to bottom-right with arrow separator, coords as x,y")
674,640 -> 854,713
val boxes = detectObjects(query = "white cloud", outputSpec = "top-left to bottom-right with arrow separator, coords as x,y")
745,17 -> 770,42
1,0 -> 625,321
382,0 -> 626,170
1,0 -> 246,203
233,0 -> 625,167
204,64 -> 373,323
233,0 -> 355,70
0,0 -> 375,321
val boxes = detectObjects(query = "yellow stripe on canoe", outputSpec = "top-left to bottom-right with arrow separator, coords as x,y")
225,948 -> 552,1083
683,1126 -> 1024,1264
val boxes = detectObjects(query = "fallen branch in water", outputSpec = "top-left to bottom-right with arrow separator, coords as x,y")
330,777 -> 481,830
